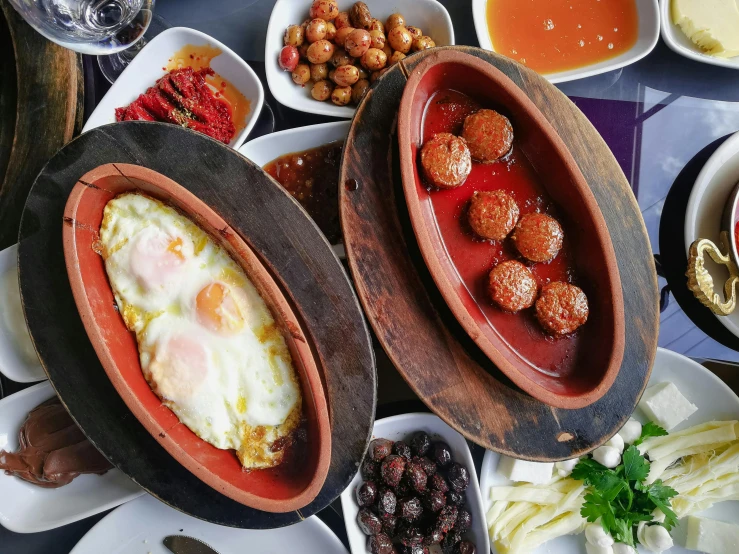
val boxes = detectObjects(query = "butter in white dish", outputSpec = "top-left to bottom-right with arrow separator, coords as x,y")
686,516 -> 739,553
672,0 -> 739,58
638,382 -> 697,430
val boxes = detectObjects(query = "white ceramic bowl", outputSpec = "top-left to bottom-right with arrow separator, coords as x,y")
340,413 -> 490,554
0,244 -> 46,383
660,0 -> 739,71
479,347 -> 739,554
265,0 -> 455,118
239,121 -> 350,256
472,0 -> 660,83
84,27 -> 265,149
684,131 -> 739,340
0,382 -> 144,533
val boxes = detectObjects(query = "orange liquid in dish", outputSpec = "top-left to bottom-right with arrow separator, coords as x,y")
167,44 -> 252,134
486,0 -> 639,74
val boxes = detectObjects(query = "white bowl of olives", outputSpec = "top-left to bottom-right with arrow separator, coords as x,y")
265,0 -> 455,118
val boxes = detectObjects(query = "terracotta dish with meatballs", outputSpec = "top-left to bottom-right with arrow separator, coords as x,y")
398,50 -> 624,409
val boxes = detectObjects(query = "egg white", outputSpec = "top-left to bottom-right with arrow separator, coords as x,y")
99,193 -> 302,469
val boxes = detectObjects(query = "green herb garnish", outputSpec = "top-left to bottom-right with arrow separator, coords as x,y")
572,423 -> 678,547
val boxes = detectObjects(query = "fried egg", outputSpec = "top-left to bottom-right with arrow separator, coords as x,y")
99,193 -> 301,469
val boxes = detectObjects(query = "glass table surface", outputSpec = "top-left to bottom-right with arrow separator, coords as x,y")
3,1 -> 739,552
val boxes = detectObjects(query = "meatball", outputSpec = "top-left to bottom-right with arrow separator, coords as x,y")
488,261 -> 537,312
420,133 -> 472,189
461,109 -> 514,163
535,281 -> 589,335
511,212 -> 564,263
467,190 -> 519,240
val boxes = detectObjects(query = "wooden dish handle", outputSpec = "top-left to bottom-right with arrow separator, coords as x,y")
687,234 -> 739,316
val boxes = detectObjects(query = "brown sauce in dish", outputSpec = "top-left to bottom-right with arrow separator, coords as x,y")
264,142 -> 343,244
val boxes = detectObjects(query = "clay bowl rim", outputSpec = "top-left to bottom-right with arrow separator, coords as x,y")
61,162 -> 331,513
397,49 -> 626,409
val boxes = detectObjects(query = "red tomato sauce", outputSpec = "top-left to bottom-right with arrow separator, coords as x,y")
422,89 -> 585,382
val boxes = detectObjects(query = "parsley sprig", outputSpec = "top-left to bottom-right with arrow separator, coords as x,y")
571,424 -> 678,547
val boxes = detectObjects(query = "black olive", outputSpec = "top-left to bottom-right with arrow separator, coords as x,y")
456,509 -> 472,531
437,505 -> 458,533
447,463 -> 470,492
358,508 -> 383,535
393,441 -> 413,460
455,541 -> 477,554
441,530 -> 462,554
357,481 -> 378,507
447,491 -> 464,506
415,456 -> 437,476
380,512 -> 398,537
370,438 -> 394,461
423,490 -> 447,513
423,527 -> 444,545
362,459 -> 380,480
398,497 -> 423,521
405,462 -> 428,494
377,487 -> 397,515
381,455 -> 406,488
431,442 -> 453,468
410,431 -> 431,456
429,473 -> 449,492
368,532 -> 394,554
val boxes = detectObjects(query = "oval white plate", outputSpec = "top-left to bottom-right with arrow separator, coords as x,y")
684,130 -> 739,339
660,0 -> 739,71
239,121 -> 351,257
480,347 -> 739,553
340,413 -> 490,554
0,382 -> 143,533
265,0 -> 455,118
472,0 -> 660,84
84,27 -> 265,149
0,244 -> 46,383
71,493 -> 348,554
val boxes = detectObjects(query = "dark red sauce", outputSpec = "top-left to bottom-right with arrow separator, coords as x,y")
422,89 -> 584,382
264,142 -> 343,244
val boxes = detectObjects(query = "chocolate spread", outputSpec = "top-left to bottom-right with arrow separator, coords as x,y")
0,397 -> 112,488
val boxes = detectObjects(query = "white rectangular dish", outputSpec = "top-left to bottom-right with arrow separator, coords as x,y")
0,382 -> 143,533
660,0 -> 739,71
472,0 -> 660,83
340,413 -> 490,554
84,27 -> 264,149
0,244 -> 46,383
265,0 -> 455,118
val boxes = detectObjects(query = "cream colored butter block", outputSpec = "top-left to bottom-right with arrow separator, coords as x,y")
672,0 -> 739,58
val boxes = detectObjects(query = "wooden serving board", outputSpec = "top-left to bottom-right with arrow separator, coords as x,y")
17,122 -> 376,528
0,0 -> 83,249
340,46 -> 659,461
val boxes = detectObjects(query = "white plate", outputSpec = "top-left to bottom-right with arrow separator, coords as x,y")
472,0 -> 660,84
84,27 -> 265,149
340,413 -> 490,554
660,0 -> 739,71
684,130 -> 739,339
71,493 -> 348,554
0,244 -> 46,383
480,347 -> 739,554
239,120 -> 350,256
265,0 -> 455,118
0,382 -> 143,533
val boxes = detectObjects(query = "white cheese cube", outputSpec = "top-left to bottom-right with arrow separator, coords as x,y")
686,516 -> 739,553
497,455 -> 553,485
638,382 -> 697,430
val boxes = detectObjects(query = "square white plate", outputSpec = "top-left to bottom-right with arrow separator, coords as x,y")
660,0 -> 739,71
340,413 -> 490,554
265,0 -> 455,118
0,382 -> 143,533
0,244 -> 46,383
472,0 -> 660,83
479,348 -> 739,554
84,27 -> 265,149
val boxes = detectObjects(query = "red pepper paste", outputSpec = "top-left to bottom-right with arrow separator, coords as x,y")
115,67 -> 236,144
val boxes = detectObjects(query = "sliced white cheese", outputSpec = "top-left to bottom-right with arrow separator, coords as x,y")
672,0 -> 739,58
497,455 -> 553,485
686,516 -> 739,553
638,382 -> 697,430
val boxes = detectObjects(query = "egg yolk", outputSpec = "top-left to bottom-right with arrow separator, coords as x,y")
150,335 -> 208,401
196,282 -> 245,334
131,230 -> 188,289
